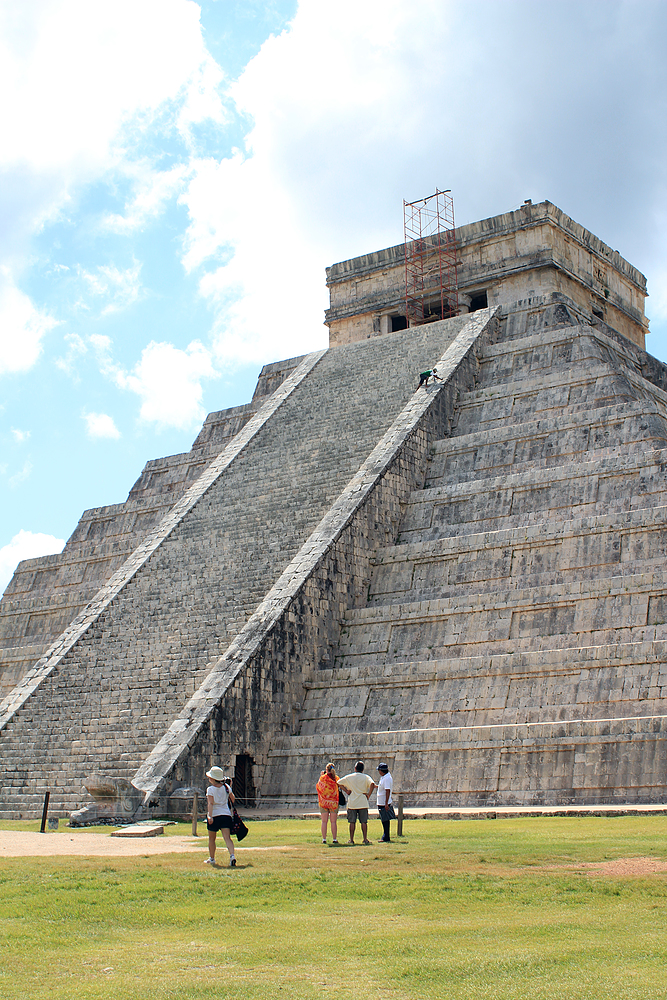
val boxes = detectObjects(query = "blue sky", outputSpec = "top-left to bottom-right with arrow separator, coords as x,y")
1,0 -> 666,591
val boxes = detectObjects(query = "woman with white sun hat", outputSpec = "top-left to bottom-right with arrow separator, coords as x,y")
205,765 -> 236,868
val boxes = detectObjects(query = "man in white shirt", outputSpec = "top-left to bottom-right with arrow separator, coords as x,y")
376,762 -> 394,843
337,760 -> 375,845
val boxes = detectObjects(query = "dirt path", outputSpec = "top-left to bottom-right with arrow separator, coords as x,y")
0,830 -> 292,858
560,856 -> 667,878
2,832 -> 666,876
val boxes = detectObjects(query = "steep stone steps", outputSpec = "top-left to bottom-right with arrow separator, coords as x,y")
454,363 -> 666,433
336,570 -> 667,666
0,494 -> 201,700
402,460 -> 667,543
266,316 -> 667,809
475,324 -> 646,387
370,505 -> 667,604
0,358 -> 309,700
262,712 -> 667,809
0,316 -> 468,819
425,439 -> 667,489
299,640 -> 667,734
421,401 -> 667,491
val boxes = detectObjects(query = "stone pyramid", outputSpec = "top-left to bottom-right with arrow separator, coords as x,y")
1,200 -> 666,820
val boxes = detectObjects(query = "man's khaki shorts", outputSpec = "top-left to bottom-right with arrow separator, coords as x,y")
347,807 -> 369,824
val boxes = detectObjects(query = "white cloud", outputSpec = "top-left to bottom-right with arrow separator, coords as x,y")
55,332 -> 87,377
178,146 -> 328,365
2,0 -> 666,388
0,0 -> 224,178
11,428 -> 30,443
0,0 -> 227,358
8,460 -> 33,488
114,339 -> 219,429
178,144 -> 330,367
89,334 -> 113,355
176,45 -> 228,143
177,0 -> 454,366
103,161 -> 192,234
80,261 -> 143,315
0,529 -> 65,596
0,269 -> 59,374
83,411 -> 121,440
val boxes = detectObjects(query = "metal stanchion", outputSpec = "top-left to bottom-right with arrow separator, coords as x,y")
191,792 -> 199,836
397,794 -> 404,837
40,791 -> 51,833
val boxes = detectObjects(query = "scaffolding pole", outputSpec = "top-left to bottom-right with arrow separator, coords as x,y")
403,189 -> 458,326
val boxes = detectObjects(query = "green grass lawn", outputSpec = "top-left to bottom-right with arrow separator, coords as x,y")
1,815 -> 667,999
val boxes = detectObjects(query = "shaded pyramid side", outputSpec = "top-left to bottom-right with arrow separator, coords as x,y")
261,312 -> 667,808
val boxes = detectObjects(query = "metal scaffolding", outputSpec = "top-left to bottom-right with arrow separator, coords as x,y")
403,188 -> 458,326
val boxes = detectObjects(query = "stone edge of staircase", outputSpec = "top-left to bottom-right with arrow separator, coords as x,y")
132,307 -> 500,802
0,349 -> 327,732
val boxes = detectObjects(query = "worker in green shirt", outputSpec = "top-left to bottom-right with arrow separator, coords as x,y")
418,367 -> 443,388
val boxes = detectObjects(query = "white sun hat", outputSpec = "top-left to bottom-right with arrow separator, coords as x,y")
206,766 -> 226,781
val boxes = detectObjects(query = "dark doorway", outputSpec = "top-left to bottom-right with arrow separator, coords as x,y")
233,754 -> 256,807
470,291 -> 488,312
423,302 -> 443,322
391,314 -> 408,331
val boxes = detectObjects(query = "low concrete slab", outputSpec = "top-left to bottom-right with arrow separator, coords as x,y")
111,823 -> 164,838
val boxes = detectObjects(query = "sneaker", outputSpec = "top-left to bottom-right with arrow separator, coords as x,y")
230,857 -> 237,867
204,857 -> 215,865
322,839 -> 327,844
332,840 -> 339,845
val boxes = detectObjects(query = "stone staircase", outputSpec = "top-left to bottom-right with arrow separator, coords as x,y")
0,318 -> 467,819
264,314 -> 667,808
0,356 -> 305,700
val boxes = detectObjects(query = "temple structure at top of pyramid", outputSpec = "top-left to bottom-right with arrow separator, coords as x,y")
325,199 -> 648,348
2,199 -> 666,823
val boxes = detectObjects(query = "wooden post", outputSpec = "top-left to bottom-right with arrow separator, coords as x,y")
397,794 -> 404,837
40,791 -> 50,833
191,792 -> 198,837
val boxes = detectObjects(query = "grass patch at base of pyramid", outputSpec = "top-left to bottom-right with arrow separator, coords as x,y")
1,816 -> 666,1000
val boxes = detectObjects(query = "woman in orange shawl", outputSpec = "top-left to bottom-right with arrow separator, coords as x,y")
316,762 -> 340,844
